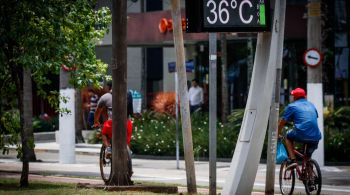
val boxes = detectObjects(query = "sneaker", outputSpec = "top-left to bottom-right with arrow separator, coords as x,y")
106,147 -> 112,159
286,159 -> 297,170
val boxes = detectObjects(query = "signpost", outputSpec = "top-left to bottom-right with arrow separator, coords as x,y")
208,32 -> 217,195
303,48 -> 322,67
186,1 -> 272,194
168,60 -> 195,170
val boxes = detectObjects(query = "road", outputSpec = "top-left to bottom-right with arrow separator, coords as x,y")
1,143 -> 350,194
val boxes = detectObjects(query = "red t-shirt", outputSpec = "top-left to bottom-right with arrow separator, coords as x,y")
101,119 -> 133,145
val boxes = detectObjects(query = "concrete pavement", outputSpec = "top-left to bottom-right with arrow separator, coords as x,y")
1,142 -> 350,194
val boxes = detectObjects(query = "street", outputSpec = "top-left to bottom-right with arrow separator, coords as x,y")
1,142 -> 350,194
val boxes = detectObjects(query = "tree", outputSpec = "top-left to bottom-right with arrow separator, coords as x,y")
75,89 -> 85,143
0,0 -> 111,187
109,0 -> 132,185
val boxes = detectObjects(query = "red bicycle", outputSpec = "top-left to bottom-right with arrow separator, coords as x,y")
279,140 -> 322,195
95,126 -> 133,184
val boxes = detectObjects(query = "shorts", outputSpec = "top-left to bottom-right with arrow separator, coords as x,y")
286,129 -> 319,157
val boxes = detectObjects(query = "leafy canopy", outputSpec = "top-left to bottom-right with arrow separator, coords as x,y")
0,0 -> 111,151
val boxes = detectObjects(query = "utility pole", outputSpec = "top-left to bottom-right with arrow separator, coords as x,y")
265,0 -> 286,194
170,0 -> 197,193
307,0 -> 324,166
109,0 -> 131,185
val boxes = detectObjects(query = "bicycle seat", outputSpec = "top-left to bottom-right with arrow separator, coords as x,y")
303,141 -> 319,157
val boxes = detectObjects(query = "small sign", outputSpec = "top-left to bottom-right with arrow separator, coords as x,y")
168,60 -> 195,73
303,48 -> 322,67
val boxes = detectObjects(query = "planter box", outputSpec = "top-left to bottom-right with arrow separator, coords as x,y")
34,132 -> 55,142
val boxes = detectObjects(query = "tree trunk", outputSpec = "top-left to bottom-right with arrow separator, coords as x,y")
75,89 -> 85,143
221,33 -> 229,122
20,68 -> 37,187
109,0 -> 131,185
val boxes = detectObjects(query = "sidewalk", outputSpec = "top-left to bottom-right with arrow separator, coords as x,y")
2,142 -> 350,195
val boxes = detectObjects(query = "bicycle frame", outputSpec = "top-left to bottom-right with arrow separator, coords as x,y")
280,141 -> 322,195
292,146 -> 310,181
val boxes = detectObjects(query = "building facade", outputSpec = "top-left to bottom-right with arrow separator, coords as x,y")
94,0 -> 350,111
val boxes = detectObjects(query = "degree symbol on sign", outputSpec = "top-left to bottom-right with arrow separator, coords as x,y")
303,48 -> 322,67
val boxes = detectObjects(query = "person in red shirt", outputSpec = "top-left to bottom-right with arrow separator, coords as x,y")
94,82 -> 134,157
101,118 -> 133,149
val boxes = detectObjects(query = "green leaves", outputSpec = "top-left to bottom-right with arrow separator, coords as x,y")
0,110 -> 20,155
1,0 -> 112,93
127,110 -> 242,158
0,0 -> 112,153
324,106 -> 350,162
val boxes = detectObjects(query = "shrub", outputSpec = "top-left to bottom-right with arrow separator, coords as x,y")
151,92 -> 176,116
131,111 -> 177,156
32,115 -> 58,132
0,109 -> 20,154
324,106 -> 350,162
87,129 -> 102,144
91,106 -> 350,163
131,110 -> 242,158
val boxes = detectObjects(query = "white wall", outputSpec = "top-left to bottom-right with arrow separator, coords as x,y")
163,47 -> 177,92
162,45 -> 196,92
127,1 -> 141,13
97,25 -> 112,46
127,47 -> 142,92
162,0 -> 186,10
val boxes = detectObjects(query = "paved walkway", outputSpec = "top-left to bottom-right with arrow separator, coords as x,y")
1,142 -> 350,195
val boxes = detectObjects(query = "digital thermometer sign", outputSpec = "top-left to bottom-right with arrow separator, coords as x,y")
186,0 -> 270,32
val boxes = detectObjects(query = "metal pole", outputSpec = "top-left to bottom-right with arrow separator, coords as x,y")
209,32 -> 217,195
175,72 -> 180,169
265,0 -> 286,194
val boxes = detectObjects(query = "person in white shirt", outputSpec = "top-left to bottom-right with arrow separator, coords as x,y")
188,79 -> 203,113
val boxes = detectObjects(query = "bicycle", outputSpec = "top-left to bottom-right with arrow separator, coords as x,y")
95,126 -> 133,184
279,139 -> 322,195
99,143 -> 112,183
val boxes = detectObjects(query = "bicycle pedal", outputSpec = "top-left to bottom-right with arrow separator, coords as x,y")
308,185 -> 315,192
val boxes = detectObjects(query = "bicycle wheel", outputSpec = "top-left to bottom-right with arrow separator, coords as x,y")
279,161 -> 295,195
304,159 -> 322,195
99,145 -> 112,183
127,146 -> 133,176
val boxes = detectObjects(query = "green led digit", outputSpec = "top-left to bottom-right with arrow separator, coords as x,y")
259,4 -> 266,25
